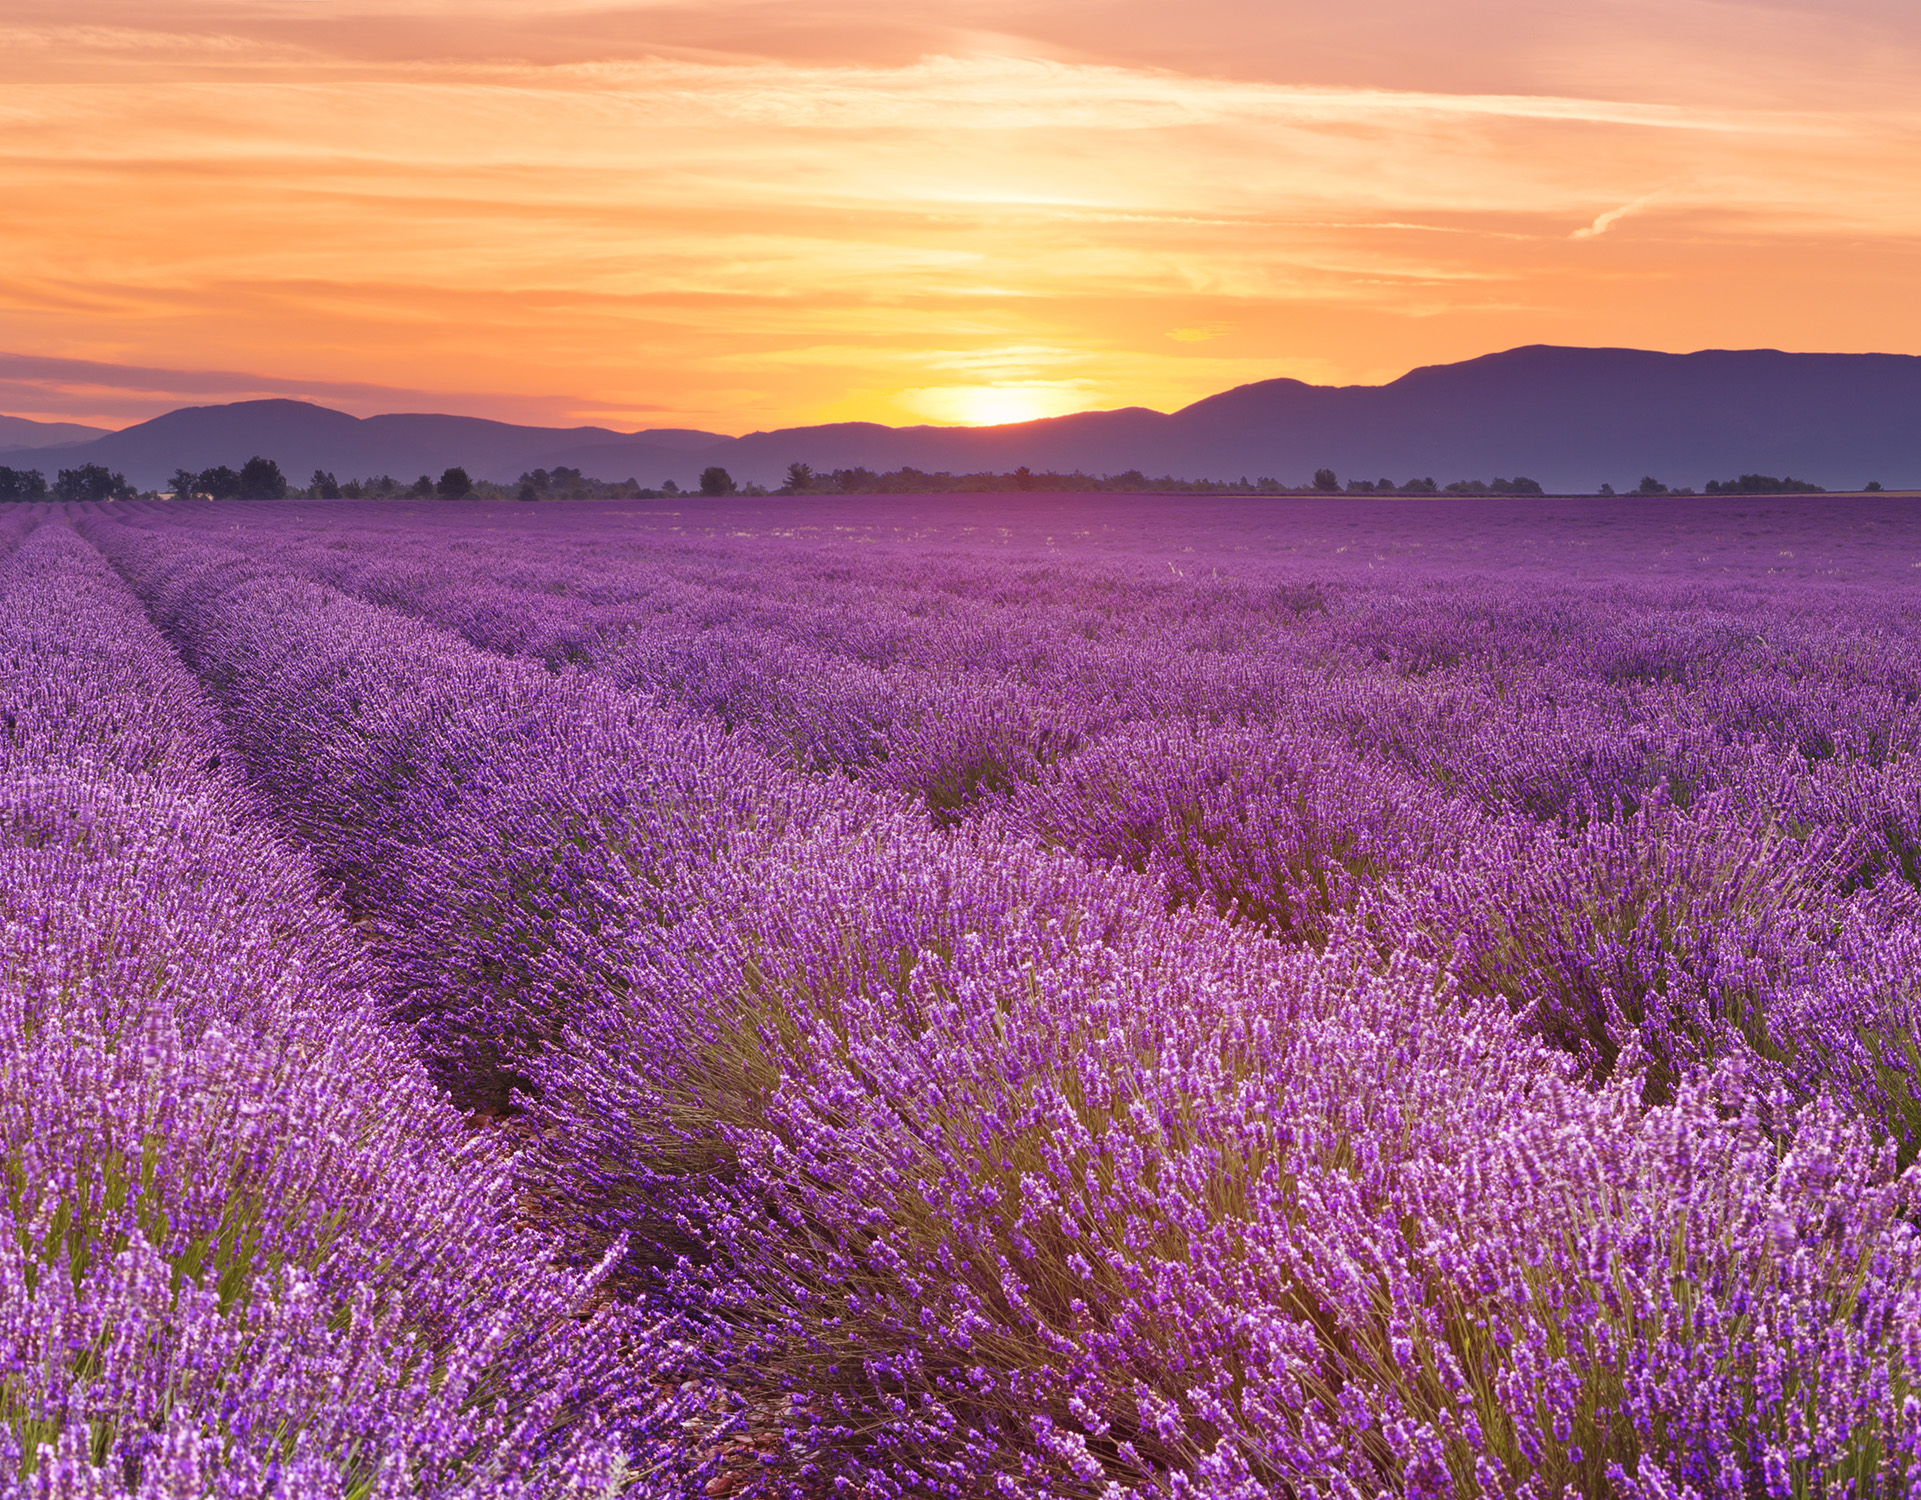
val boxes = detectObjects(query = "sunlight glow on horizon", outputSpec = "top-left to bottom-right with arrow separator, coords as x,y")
904,384 -> 1095,428
1,1 -> 1918,435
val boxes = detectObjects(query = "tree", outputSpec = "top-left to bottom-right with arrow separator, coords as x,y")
0,467 -> 47,503
1312,468 -> 1340,492
54,464 -> 132,503
699,466 -> 735,496
1866,481 -> 1885,492
782,462 -> 815,494
238,456 -> 286,500
410,474 -> 435,497
436,466 -> 473,499
237,457 -> 287,500
516,481 -> 540,502
1703,473 -> 1826,496
310,469 -> 342,499
1633,476 -> 1670,496
198,466 -> 242,499
168,468 -> 202,500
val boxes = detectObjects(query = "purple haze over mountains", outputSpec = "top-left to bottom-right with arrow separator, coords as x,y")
5,345 -> 1920,491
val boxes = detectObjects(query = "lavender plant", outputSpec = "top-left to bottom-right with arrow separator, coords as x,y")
60,493 -> 1921,1495
0,524 -> 690,1497
527,810 -> 1921,1496
999,718 -> 1464,943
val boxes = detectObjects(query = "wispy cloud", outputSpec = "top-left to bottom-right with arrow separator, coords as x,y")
1571,194 -> 1666,239
0,352 -> 432,402
0,353 -> 644,427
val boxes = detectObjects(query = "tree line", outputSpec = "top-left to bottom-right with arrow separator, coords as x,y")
757,463 -> 1550,497
166,462 -> 491,500
1,455 -> 1886,506
763,464 -> 1887,499
0,463 -> 135,503
1604,473 -> 1877,496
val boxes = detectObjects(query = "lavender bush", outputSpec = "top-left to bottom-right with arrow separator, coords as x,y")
0,524 -> 689,1497
511,807 -> 1921,1496
997,718 -> 1465,942
77,520 -> 858,1113
41,492 -> 1921,1494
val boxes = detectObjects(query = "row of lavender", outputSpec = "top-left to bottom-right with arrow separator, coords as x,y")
131,498 -> 1921,831
0,517 -> 687,1497
138,501 -> 1921,1123
69,501 -> 1921,1494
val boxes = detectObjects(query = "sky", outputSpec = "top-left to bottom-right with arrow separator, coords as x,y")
2,0 -> 1918,434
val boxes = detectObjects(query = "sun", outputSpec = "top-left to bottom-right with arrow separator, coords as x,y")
907,385 -> 1086,427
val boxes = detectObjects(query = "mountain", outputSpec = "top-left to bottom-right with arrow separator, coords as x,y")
0,400 -> 726,490
3,347 -> 1917,492
0,414 -> 110,450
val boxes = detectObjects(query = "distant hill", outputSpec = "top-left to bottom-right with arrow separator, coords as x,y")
0,400 -> 722,491
0,413 -> 110,450
4,347 -> 1918,492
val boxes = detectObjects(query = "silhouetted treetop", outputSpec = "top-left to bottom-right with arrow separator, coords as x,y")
238,456 -> 288,500
0,467 -> 47,503
54,464 -> 132,503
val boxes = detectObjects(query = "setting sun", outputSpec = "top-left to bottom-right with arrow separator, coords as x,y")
906,384 -> 1091,427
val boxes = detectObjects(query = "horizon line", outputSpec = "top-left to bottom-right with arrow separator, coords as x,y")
8,340 -> 1915,441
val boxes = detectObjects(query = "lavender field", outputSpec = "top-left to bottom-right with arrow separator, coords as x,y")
10,491 -> 1921,1499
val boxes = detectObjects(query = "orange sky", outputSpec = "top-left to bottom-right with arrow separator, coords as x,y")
2,0 -> 1918,434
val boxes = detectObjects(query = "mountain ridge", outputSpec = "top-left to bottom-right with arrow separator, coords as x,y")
0,413 -> 111,450
4,346 -> 1917,492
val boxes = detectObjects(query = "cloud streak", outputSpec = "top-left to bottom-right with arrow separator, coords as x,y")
1572,194 -> 1665,239
0,353 -> 651,427
0,352 -> 437,402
